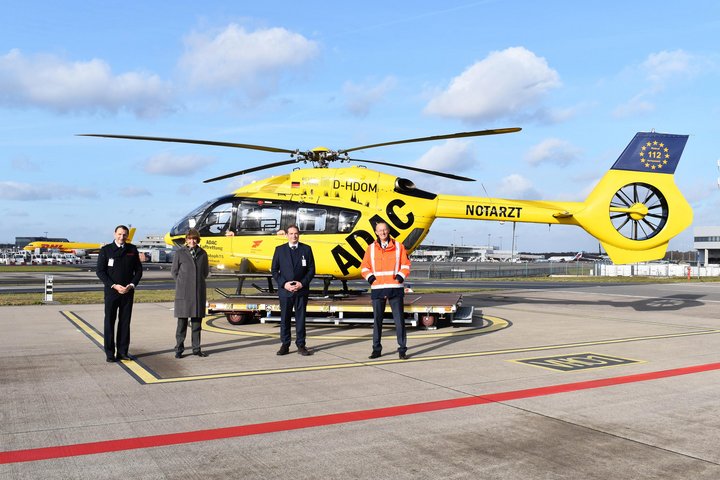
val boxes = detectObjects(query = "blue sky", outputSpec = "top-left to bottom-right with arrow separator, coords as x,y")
2,1 -> 718,253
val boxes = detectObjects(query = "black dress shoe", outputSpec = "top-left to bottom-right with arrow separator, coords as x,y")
399,352 -> 408,360
368,351 -> 381,359
193,351 -> 208,357
118,354 -> 133,361
175,352 -> 184,359
106,357 -> 116,363
276,345 -> 290,356
297,346 -> 313,356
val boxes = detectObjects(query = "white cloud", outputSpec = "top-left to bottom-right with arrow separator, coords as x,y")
642,50 -> 695,84
11,155 -> 40,171
613,49 -> 701,118
121,187 -> 152,197
142,152 -> 214,176
4,209 -> 29,217
612,95 -> 655,118
424,46 -> 561,122
415,140 -> 476,172
343,76 -> 397,117
497,174 -> 542,200
0,181 -> 97,200
178,24 -> 319,99
525,138 -> 583,167
0,49 -> 173,117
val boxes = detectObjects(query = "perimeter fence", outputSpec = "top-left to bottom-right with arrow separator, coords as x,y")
412,261 -> 594,279
412,261 -> 720,279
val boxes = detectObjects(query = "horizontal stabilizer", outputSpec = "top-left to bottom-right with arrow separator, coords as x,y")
601,242 -> 669,265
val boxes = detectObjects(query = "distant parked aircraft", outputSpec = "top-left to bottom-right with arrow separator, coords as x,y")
23,227 -> 136,257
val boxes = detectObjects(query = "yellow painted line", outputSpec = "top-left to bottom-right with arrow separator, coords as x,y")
64,310 -> 104,343
62,311 -> 720,384
63,311 -> 160,384
408,328 -> 720,363
202,315 -> 509,339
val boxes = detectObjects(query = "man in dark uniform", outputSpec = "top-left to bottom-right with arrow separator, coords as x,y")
271,225 -> 315,356
96,225 -> 143,362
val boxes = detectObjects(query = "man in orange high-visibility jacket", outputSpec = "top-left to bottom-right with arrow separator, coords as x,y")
360,222 -> 411,360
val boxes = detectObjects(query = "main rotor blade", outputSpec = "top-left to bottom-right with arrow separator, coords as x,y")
78,134 -> 295,154
348,157 -> 475,182
203,159 -> 300,183
340,127 -> 521,154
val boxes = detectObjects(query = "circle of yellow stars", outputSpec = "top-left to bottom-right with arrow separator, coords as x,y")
639,140 -> 670,170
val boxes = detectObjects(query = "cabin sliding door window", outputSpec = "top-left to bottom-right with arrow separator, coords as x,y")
237,201 -> 282,234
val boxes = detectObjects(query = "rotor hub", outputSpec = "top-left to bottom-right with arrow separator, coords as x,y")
628,202 -> 649,221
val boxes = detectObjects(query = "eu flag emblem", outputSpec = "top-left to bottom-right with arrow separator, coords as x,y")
611,132 -> 688,174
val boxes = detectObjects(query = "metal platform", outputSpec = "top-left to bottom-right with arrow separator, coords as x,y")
207,292 -> 472,328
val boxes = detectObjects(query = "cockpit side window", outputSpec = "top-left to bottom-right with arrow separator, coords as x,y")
197,201 -> 234,236
338,210 -> 359,233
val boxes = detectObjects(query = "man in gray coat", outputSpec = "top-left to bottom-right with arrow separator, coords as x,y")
171,228 -> 210,358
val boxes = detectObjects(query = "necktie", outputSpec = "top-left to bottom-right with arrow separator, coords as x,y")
291,245 -> 297,250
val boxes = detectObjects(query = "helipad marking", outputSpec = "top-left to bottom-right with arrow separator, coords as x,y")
61,311 -> 720,384
511,352 -> 645,372
3,361 -> 720,464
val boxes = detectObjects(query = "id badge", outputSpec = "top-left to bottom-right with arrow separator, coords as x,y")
301,256 -> 307,267
108,258 -> 115,267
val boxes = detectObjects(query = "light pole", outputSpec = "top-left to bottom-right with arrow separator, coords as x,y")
511,223 -> 516,262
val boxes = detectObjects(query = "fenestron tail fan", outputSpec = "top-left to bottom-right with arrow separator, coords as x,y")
433,132 -> 692,264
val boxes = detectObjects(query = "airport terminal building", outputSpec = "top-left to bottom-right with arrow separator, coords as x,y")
694,226 -> 720,265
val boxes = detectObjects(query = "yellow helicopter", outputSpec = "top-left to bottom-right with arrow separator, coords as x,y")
81,128 -> 692,279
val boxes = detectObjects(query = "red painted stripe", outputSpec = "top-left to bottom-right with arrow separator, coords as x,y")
3,362 -> 720,464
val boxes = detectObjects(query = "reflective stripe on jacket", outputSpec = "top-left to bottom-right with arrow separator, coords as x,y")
360,238 -> 411,290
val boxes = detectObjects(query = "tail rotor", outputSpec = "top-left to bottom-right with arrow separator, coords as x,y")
609,183 -> 669,241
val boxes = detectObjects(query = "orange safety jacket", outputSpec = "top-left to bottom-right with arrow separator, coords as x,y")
360,238 -> 411,290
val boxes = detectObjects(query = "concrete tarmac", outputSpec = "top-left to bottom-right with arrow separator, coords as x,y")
2,281 -> 720,479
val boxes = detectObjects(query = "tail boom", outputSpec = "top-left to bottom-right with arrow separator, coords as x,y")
434,132 -> 692,264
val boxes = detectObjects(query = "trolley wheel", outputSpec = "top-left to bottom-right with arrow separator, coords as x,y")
226,313 -> 249,325
421,314 -> 437,328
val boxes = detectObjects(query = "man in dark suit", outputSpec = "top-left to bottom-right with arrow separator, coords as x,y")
271,225 -> 315,356
96,225 -> 143,362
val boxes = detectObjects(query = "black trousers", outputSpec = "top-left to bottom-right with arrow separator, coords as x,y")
279,294 -> 308,347
104,291 -> 134,358
175,317 -> 202,353
371,295 -> 407,354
